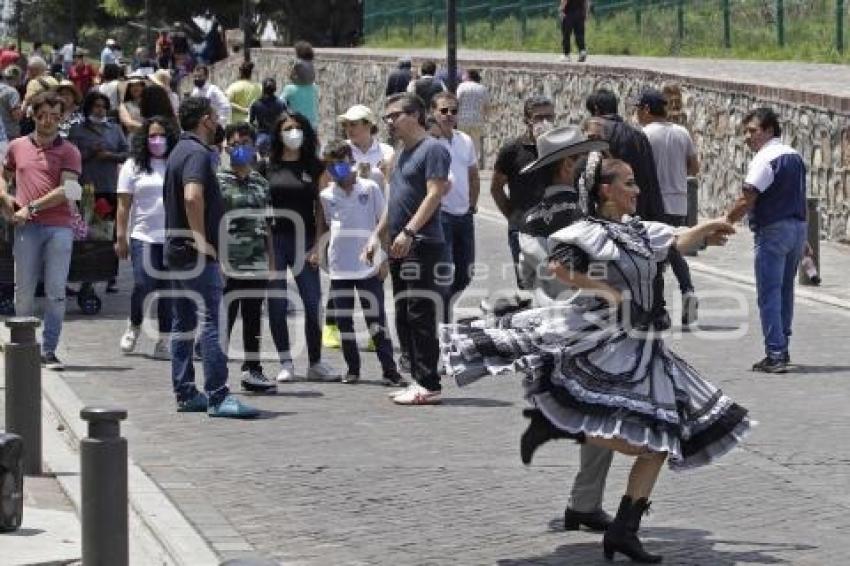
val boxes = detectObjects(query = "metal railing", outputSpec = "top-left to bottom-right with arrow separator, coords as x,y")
364,0 -> 849,54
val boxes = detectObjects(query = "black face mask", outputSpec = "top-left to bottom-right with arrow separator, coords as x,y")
193,78 -> 206,88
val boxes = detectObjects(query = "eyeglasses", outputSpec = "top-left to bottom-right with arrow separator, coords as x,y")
438,107 -> 459,116
382,110 -> 406,123
530,113 -> 556,123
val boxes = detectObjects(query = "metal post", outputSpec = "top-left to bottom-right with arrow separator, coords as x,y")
723,0 -> 731,48
145,0 -> 152,55
677,0 -> 685,41
81,407 -> 128,566
447,0 -> 458,93
799,197 -> 821,285
4,318 -> 42,476
15,0 -> 21,53
242,0 -> 252,62
837,0 -> 845,53
634,0 -> 642,30
776,0 -> 785,47
685,177 -> 699,255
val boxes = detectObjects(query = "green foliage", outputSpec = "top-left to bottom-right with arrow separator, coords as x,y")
366,0 -> 850,63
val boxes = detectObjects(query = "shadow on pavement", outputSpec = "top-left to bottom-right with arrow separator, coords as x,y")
498,526 -> 816,565
441,397 -> 514,408
1,527 -> 45,537
267,389 -> 324,398
786,364 -> 850,375
62,365 -> 133,372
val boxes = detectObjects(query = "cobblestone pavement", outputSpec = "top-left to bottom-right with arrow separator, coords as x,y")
18,179 -> 850,565
329,47 -> 850,99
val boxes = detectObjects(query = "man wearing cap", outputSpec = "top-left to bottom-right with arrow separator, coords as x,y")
491,95 -> 556,289
101,39 -> 120,68
513,125 -> 617,533
430,91 -> 479,323
635,87 -> 700,326
385,58 -> 413,97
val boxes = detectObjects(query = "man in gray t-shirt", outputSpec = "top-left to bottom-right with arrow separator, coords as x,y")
369,92 -> 450,405
635,87 -> 700,325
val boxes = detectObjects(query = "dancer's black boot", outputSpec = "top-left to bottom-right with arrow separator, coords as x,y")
520,408 -> 585,465
602,496 -> 662,563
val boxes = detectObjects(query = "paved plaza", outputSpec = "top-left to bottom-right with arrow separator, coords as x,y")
1,172 -> 843,565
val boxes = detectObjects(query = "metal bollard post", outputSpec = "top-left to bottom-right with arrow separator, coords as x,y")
799,196 -> 821,285
4,317 -> 42,476
685,177 -> 699,256
80,407 -> 128,566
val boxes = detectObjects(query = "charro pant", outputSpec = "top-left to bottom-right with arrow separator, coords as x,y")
13,223 -> 73,355
661,214 -> 695,294
568,444 -> 615,513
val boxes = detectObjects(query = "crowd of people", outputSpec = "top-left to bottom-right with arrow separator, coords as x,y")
0,39 -> 811,561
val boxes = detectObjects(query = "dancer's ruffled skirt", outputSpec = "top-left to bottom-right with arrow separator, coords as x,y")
439,301 -> 754,470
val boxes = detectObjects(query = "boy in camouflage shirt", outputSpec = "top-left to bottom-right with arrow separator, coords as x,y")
219,122 -> 276,393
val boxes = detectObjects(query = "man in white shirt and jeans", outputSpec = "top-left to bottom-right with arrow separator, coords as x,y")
191,65 -> 231,126
430,91 -> 480,323
635,87 -> 700,325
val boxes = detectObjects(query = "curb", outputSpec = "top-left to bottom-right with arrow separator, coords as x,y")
39,370 -> 221,566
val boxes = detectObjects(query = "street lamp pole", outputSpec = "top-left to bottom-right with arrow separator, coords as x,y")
145,0 -> 152,55
242,0 -> 251,63
446,0 -> 457,92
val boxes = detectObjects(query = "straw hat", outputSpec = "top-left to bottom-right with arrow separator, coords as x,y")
56,79 -> 82,104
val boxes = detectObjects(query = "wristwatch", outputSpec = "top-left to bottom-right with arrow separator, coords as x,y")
402,226 -> 416,238
27,202 -> 40,216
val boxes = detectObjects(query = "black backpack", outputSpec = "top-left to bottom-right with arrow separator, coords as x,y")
413,77 -> 444,108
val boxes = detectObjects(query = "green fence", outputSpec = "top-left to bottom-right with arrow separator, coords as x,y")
364,0 -> 849,56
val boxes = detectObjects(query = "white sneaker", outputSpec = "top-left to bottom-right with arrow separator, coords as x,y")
578,50 -> 587,62
559,54 -> 571,62
120,325 -> 141,353
682,292 -> 699,326
307,361 -> 341,382
392,383 -> 441,405
276,361 -> 297,383
151,339 -> 171,360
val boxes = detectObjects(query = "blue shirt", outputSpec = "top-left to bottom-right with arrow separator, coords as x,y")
744,138 -> 806,230
388,136 -> 451,244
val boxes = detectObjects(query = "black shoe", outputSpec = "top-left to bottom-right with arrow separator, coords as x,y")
520,408 -> 584,465
381,368 -> 407,387
752,356 -> 788,373
603,496 -> 662,563
41,352 -> 64,371
240,369 -> 277,393
564,507 -> 613,532
105,279 -> 118,293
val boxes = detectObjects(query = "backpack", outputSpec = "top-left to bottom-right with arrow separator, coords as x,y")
414,77 -> 444,108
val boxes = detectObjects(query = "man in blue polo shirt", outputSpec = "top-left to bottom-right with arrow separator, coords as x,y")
164,96 -> 259,417
726,107 -> 807,374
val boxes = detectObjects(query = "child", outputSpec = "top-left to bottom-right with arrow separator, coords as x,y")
315,140 -> 404,386
281,60 -> 318,130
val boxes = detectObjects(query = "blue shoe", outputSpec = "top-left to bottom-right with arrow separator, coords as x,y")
208,394 -> 260,419
176,391 -> 208,412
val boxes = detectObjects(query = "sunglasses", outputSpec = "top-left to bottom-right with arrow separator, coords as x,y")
438,107 -> 459,116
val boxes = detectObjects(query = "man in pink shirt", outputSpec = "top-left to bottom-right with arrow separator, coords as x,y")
0,90 -> 82,369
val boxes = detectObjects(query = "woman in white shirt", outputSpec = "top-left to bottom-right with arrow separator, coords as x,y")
115,116 -> 177,358
338,104 -> 394,190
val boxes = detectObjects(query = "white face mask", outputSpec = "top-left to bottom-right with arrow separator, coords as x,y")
281,128 -> 304,150
532,120 -> 555,139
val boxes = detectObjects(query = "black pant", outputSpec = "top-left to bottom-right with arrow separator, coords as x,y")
390,242 -> 444,391
661,214 -> 695,294
330,276 -> 397,375
224,277 -> 267,372
561,10 -> 586,55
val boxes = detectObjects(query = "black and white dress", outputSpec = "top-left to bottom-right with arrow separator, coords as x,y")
440,216 -> 753,470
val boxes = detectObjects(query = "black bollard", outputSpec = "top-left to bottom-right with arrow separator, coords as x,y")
80,407 -> 128,566
0,433 -> 24,532
799,196 -> 821,285
685,177 -> 699,256
4,317 -> 42,475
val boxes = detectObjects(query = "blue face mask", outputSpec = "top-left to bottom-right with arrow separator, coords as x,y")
229,144 -> 256,168
328,161 -> 353,183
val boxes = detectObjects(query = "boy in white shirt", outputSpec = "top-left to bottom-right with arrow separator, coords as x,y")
313,140 -> 404,386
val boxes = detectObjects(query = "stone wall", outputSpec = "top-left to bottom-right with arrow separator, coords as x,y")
208,48 -> 850,240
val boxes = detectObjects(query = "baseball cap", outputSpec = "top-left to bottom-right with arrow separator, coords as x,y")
106,38 -> 118,47
337,104 -> 377,126
629,87 -> 667,113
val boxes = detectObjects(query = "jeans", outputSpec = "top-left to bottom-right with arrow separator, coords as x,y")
661,214 -> 694,294
13,223 -> 73,354
224,277 -> 268,372
440,211 -> 476,322
329,276 -> 396,375
267,232 -> 323,365
390,241 -> 445,391
129,239 -> 171,334
561,10 -> 586,55
754,219 -> 807,358
170,260 -> 230,406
